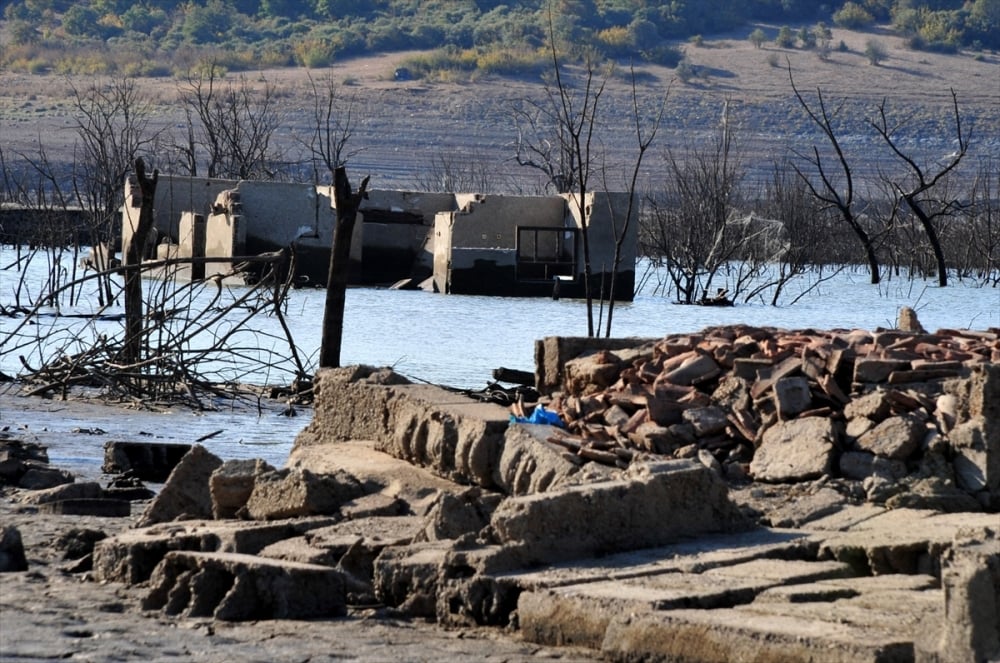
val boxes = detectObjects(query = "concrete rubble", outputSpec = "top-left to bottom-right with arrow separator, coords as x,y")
5,323 -> 1000,662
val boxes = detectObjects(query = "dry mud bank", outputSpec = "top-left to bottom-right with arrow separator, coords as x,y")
1,32 -> 998,191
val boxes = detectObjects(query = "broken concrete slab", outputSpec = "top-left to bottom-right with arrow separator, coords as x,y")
93,517 -> 336,585
855,412 -> 927,460
599,605 -> 917,663
142,550 -> 346,621
518,559 -> 853,649
286,438 -> 464,517
494,423 -> 583,495
937,536 -> 1000,663
292,369 -> 510,490
210,458 -> 276,519
259,516 -> 422,568
809,508 -> 1000,576
136,445 -> 223,527
102,440 -> 192,483
242,467 -> 364,520
750,417 -> 838,482
490,460 -> 750,564
753,572 -> 939,603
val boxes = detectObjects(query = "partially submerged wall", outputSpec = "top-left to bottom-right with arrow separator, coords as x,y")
120,175 -> 639,297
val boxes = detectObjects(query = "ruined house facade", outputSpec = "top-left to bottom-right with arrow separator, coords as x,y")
121,174 -> 638,300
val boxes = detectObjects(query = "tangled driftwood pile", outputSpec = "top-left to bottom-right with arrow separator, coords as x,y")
546,322 -> 1000,508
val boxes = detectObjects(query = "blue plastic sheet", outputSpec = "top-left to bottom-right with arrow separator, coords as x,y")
509,404 -> 565,428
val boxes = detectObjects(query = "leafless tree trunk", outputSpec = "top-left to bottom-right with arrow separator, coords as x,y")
868,90 -> 969,287
601,66 -> 667,337
967,157 -> 1000,285
121,157 -> 157,368
509,9 -> 610,336
788,66 -> 882,284
320,166 -> 369,368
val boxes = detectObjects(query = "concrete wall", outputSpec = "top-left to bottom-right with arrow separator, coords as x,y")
123,175 -> 236,256
447,195 -> 565,250
564,191 -> 638,300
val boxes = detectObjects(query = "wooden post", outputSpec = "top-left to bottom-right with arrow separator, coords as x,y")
320,166 -> 369,368
122,157 -> 157,368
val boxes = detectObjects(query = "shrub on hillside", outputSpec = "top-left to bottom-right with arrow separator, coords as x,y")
775,26 -> 796,48
833,2 -> 875,30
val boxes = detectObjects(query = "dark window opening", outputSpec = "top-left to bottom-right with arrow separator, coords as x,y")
516,226 -> 578,282
361,208 -> 425,225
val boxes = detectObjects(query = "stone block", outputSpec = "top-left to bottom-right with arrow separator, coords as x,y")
815,509 -> 1000,576
210,458 -> 276,519
0,525 -> 27,572
137,445 -> 223,527
773,376 -> 812,418
520,559 -> 853,649
243,468 -> 364,520
490,460 -> 749,564
534,336 -> 656,396
854,358 -> 910,384
18,466 -> 74,490
20,481 -> 103,504
285,438 -> 462,517
682,406 -> 728,437
102,441 -> 192,483
855,413 -> 925,460
494,423 -> 582,495
844,390 -> 892,422
93,518 -> 335,585
600,609 -> 915,663
750,417 -> 837,483
38,498 -> 131,517
839,451 -> 907,481
292,374 -> 509,490
664,353 -> 720,386
564,350 -> 625,395
938,537 -> 1000,663
142,550 -> 346,621
418,488 -> 502,541
373,542 -> 453,617
950,416 -> 999,494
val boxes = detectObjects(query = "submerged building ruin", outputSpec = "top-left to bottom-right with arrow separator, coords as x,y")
121,174 -> 638,300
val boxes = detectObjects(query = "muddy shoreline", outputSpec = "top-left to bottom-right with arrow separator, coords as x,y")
0,388 -> 595,662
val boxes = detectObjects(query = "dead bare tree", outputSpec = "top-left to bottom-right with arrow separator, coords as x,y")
415,152 -> 513,194
966,157 -> 1000,285
69,76 -> 159,304
600,65 -> 667,337
320,166 -> 369,368
305,73 -> 361,177
788,65 -> 882,284
179,66 -> 285,180
643,101 -> 750,305
868,90 -> 970,287
509,8 -> 611,336
121,157 -> 157,369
